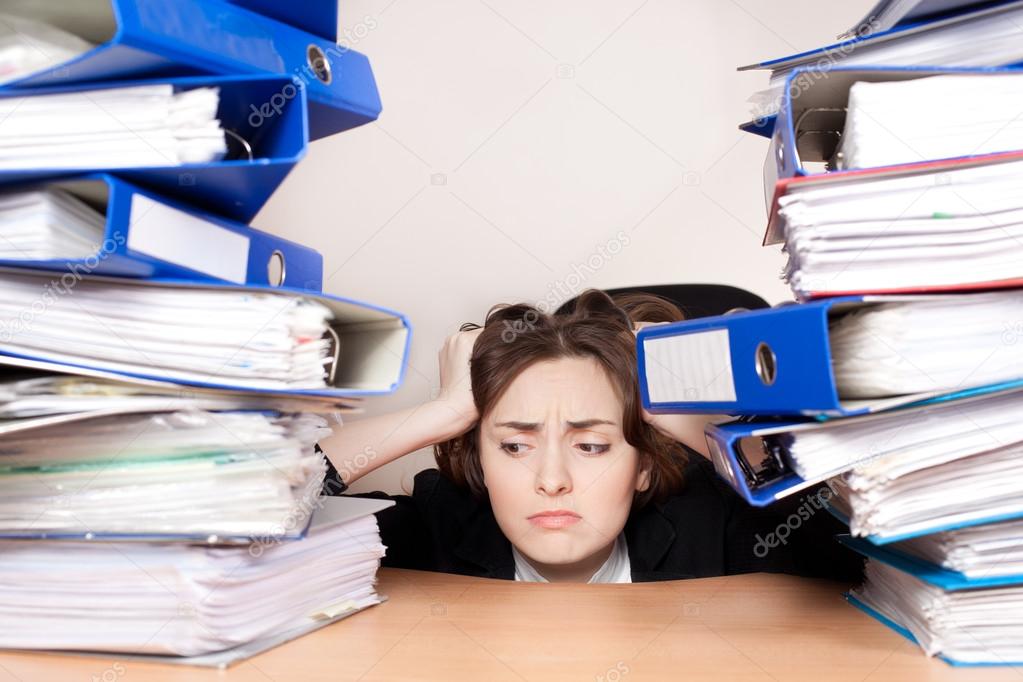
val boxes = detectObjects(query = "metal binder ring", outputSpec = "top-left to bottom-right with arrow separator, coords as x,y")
267,250 -> 286,287
324,327 -> 341,385
224,129 -> 254,161
754,342 -> 777,386
792,106 -> 847,170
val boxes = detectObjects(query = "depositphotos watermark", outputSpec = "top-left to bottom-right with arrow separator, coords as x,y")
91,662 -> 126,682
0,231 -> 125,343
500,230 -> 632,343
249,15 -> 380,128
748,17 -> 881,126
752,484 -> 835,558
595,662 -> 630,682
248,447 -> 377,557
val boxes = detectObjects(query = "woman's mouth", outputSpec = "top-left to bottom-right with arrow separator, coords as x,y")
528,510 -> 582,529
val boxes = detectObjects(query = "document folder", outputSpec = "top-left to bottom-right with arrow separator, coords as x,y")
638,295 -> 1023,417
0,174 -> 322,290
844,540 -> 1023,666
3,0 -> 381,141
763,66 -> 1023,189
706,380 -> 1023,511
845,592 -> 1023,667
737,0 -> 1023,137
0,268 -> 411,399
0,73 -> 307,223
704,392 -> 1023,507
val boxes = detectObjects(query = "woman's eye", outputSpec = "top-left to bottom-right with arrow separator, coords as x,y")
499,442 -> 528,456
578,443 -> 611,455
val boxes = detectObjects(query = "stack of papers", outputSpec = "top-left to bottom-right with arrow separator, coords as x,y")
0,496 -> 393,662
836,75 -> 1023,169
822,290 -> 1023,396
0,373 -> 361,424
898,518 -> 1023,579
746,1 -> 1023,119
0,4 -> 399,669
772,386 -> 1023,541
778,158 -> 1023,297
0,410 -> 331,540
0,84 -> 226,169
827,291 -> 1023,398
787,386 -> 1023,483
850,559 -> 1023,663
0,271 -> 335,390
0,13 -> 93,86
0,188 -> 104,260
831,439 -> 1023,542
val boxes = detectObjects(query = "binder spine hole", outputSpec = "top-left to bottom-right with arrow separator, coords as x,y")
307,45 -> 333,84
755,342 -> 777,386
267,250 -> 286,287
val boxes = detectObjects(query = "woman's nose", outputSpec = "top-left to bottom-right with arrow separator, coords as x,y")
535,449 -> 572,496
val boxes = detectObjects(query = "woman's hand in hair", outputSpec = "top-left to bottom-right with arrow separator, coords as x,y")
316,327 -> 483,488
434,327 -> 483,435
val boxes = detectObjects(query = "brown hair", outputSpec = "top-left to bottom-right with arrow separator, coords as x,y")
434,289 -> 688,509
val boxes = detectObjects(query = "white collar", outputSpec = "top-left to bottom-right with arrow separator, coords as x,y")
512,532 -> 632,583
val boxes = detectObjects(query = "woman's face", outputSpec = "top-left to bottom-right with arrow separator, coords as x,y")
479,355 -> 650,579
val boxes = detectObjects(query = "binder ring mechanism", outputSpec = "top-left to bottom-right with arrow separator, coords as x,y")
792,107 -> 847,172
736,434 -> 790,488
224,129 -> 255,161
323,327 -> 341,385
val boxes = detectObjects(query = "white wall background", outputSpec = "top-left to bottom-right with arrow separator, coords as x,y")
252,0 -> 873,494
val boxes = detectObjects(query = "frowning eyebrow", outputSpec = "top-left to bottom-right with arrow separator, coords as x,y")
495,419 -> 617,431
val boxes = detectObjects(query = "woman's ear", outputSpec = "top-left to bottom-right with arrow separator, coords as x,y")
635,456 -> 652,493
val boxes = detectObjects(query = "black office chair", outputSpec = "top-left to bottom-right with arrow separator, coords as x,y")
554,283 -> 769,319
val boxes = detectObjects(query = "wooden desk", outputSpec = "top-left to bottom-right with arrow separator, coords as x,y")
0,568 -> 1014,681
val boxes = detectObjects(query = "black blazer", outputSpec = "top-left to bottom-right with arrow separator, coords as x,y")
340,450 -> 864,583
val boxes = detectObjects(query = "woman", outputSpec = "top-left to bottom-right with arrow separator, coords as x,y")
317,289 -> 861,583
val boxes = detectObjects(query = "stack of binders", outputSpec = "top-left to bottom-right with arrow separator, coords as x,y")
637,2 -> 1023,666
0,0 -> 410,667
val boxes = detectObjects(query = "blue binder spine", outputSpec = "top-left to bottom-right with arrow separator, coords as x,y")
6,0 -> 381,141
704,418 -> 826,506
637,298 -> 850,416
0,174 -> 323,290
0,73 -> 308,223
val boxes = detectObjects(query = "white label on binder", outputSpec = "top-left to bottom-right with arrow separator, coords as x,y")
127,195 -> 250,283
644,329 -> 737,403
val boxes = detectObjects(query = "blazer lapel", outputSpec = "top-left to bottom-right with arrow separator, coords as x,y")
451,496 -> 515,580
625,501 -> 678,575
